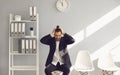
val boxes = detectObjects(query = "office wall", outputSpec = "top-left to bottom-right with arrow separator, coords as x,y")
0,0 -> 120,75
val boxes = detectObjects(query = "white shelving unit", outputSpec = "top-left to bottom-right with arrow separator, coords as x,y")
9,13 -> 39,75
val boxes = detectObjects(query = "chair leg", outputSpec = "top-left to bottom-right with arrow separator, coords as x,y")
53,72 -> 56,75
101,70 -> 106,75
79,72 -> 89,75
110,71 -> 114,75
102,70 -> 114,75
101,70 -> 103,75
112,72 -> 114,75
103,70 -> 106,75
52,71 -> 56,75
88,72 -> 90,75
86,72 -> 89,75
78,71 -> 81,75
52,71 -> 63,75
100,70 -> 102,75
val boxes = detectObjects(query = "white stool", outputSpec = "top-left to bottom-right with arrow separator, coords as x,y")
52,71 -> 63,75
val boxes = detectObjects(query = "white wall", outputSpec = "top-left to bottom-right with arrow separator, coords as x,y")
0,0 -> 120,75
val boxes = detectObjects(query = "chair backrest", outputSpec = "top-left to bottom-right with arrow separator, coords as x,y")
74,51 -> 94,72
97,51 -> 119,71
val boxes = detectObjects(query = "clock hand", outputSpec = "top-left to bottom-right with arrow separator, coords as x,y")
61,0 -> 64,6
61,2 -> 63,6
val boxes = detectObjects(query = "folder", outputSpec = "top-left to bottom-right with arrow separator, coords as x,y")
22,23 -> 25,35
25,39 -> 29,53
14,23 -> 18,34
29,39 -> 33,53
18,23 -> 22,34
33,39 -> 36,53
21,39 -> 25,53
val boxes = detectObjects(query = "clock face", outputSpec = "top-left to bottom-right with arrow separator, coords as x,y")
56,0 -> 69,12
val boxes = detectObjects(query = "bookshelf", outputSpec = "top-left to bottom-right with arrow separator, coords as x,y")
9,9 -> 39,75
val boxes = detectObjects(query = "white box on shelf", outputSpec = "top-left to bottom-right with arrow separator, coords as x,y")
15,15 -> 21,21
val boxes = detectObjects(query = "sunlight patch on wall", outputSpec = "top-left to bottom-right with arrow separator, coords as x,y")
68,5 -> 120,51
86,5 -> 120,37
91,35 -> 120,61
68,29 -> 84,49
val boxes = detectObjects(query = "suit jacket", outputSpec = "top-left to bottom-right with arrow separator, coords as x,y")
40,33 -> 75,68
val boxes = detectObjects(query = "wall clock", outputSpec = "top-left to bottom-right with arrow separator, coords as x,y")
56,0 -> 69,12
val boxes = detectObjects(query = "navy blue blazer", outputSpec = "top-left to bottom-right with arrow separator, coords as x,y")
40,33 -> 75,68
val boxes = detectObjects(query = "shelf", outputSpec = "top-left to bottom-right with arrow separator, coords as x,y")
24,36 -> 37,38
11,20 -> 36,23
9,13 -> 39,75
10,36 -> 37,38
10,52 -> 36,56
10,66 -> 36,70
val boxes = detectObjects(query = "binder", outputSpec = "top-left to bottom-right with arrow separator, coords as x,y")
18,23 -> 22,35
33,39 -> 36,53
11,23 -> 14,36
22,23 -> 25,35
25,39 -> 29,53
18,39 -> 22,53
29,39 -> 33,53
14,23 -> 18,35
21,39 -> 25,53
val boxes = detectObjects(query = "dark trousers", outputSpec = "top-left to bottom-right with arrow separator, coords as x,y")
45,62 -> 70,75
